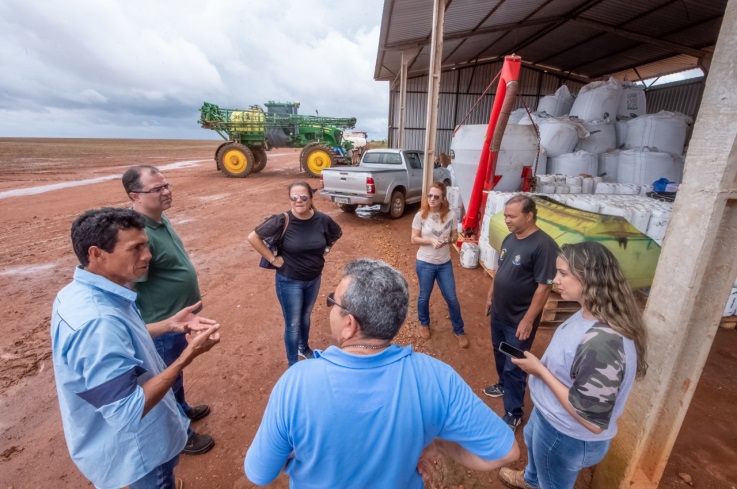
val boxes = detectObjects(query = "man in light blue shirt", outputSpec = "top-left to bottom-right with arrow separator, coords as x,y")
245,259 -> 518,488
51,208 -> 221,489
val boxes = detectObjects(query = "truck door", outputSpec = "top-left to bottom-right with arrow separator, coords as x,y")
405,151 -> 423,199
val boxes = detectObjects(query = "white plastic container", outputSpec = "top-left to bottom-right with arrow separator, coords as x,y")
624,111 -> 692,156
617,148 -> 684,185
582,177 -> 594,194
647,207 -> 672,243
569,184 -> 583,194
614,183 -> 640,195
539,118 -> 587,157
598,151 -> 619,182
550,151 -> 599,177
570,77 -> 623,122
447,186 -> 463,208
537,85 -> 575,117
460,242 -> 480,268
575,121 -> 617,154
540,184 -> 556,193
618,83 -> 647,118
630,205 -> 652,235
595,182 -> 617,194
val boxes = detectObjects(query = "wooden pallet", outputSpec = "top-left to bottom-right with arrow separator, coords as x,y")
541,293 -> 579,326
720,316 -> 737,330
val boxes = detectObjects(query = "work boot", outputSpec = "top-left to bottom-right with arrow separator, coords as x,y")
456,334 -> 469,348
499,467 -> 535,488
182,432 -> 214,455
186,404 -> 210,422
419,326 -> 431,339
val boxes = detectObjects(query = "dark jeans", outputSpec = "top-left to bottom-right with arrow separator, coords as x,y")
491,310 -> 539,417
129,455 -> 179,489
153,332 -> 191,413
275,273 -> 321,367
415,259 -> 465,335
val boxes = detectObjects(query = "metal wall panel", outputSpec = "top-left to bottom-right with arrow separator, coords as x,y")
646,79 -> 705,119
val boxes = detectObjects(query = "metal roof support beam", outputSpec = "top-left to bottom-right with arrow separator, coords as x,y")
571,17 -> 710,58
398,49 -> 419,148
592,1 -> 737,487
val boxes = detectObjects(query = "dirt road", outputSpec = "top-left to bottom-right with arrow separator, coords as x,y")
0,138 -> 734,488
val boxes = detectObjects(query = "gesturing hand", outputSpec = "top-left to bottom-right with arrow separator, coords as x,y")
181,324 -> 221,365
168,301 -> 217,334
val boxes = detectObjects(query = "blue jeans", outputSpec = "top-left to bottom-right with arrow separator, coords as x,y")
275,273 -> 321,367
129,455 -> 179,489
153,332 -> 191,414
523,409 -> 610,489
491,310 -> 538,417
416,259 -> 465,335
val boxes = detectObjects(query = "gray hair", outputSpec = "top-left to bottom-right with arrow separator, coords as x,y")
340,259 -> 409,340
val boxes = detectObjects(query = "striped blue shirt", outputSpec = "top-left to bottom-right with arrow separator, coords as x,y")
51,267 -> 189,489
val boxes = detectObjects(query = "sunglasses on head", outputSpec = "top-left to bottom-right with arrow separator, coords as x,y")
290,195 -> 310,202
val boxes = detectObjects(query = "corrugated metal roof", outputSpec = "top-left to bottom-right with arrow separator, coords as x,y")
375,0 -> 726,82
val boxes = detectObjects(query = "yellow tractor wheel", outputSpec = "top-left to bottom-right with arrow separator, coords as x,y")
217,142 -> 255,178
300,144 -> 337,177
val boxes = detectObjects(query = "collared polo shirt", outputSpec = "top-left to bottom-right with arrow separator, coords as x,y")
135,213 -> 201,323
245,345 -> 514,488
51,267 -> 189,489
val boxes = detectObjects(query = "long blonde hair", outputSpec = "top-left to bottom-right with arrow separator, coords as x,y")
560,242 -> 648,378
420,181 -> 450,221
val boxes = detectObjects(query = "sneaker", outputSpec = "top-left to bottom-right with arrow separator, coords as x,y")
456,334 -> 469,348
483,383 -> 505,397
502,412 -> 523,432
182,432 -> 214,455
186,404 -> 210,422
298,347 -> 315,359
419,326 -> 431,339
499,467 -> 535,488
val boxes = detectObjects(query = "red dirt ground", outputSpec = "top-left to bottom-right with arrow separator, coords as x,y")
0,138 -> 734,489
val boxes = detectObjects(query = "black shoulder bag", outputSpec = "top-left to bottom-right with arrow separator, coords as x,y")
258,212 -> 290,269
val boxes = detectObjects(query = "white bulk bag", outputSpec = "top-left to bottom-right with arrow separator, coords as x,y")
598,151 -> 619,182
624,111 -> 692,156
618,83 -> 647,118
539,118 -> 588,157
617,148 -> 684,185
615,119 -> 629,148
575,120 -> 617,154
570,77 -> 623,122
508,108 -> 529,125
549,151 -> 599,177
537,85 -> 575,117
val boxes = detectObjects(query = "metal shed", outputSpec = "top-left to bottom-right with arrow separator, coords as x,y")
375,0 -> 726,153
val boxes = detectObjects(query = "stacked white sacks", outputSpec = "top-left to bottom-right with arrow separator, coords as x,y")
459,242 -> 480,269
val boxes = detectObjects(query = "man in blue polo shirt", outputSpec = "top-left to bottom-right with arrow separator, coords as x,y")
51,208 -> 221,489
245,259 -> 518,488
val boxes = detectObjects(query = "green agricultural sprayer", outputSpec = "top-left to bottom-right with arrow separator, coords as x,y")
199,101 -> 358,178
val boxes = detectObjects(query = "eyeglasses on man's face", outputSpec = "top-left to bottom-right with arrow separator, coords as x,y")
427,193 -> 443,200
290,194 -> 310,202
137,183 -> 173,194
327,292 -> 350,314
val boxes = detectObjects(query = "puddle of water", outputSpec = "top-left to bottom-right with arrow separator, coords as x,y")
0,263 -> 57,277
0,159 -> 209,200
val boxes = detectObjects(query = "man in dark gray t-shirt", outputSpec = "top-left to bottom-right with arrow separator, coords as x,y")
483,195 -> 558,432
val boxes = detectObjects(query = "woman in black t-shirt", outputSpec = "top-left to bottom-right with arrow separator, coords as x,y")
248,182 -> 342,367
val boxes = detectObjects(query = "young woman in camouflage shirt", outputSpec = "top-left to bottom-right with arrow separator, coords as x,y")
498,241 -> 648,489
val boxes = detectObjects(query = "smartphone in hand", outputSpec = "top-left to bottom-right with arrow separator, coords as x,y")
499,342 -> 525,359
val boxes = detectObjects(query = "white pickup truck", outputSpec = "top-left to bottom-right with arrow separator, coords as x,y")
320,149 -> 452,219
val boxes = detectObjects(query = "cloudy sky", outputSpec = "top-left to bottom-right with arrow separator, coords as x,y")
0,0 -> 389,141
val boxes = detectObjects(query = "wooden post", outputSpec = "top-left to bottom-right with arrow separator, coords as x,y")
421,0 -> 445,200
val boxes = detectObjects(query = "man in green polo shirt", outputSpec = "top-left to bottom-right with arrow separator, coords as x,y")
123,165 -> 215,456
